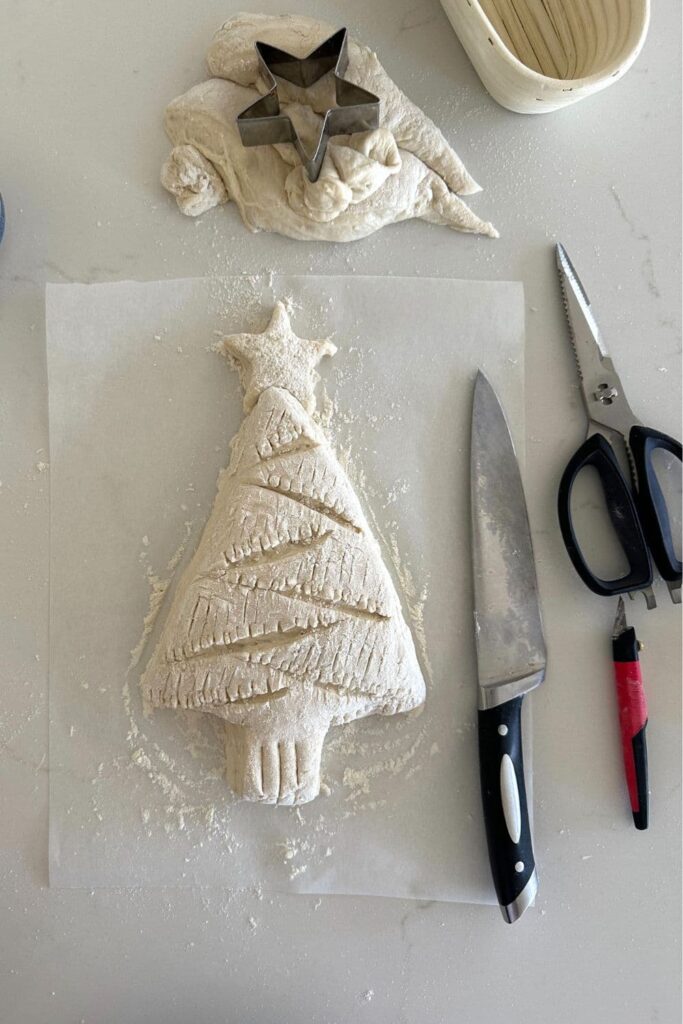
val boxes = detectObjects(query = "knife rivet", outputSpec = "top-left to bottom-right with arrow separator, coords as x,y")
498,725 -> 508,736
514,861 -> 524,873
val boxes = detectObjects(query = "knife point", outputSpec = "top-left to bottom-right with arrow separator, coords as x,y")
473,369 -> 496,405
472,370 -> 490,422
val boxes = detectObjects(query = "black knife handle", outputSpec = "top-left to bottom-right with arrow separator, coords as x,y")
478,696 -> 537,922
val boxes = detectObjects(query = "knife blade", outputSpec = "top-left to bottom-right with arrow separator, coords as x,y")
470,370 -> 547,923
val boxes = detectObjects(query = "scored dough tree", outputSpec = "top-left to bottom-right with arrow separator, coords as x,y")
141,303 -> 426,806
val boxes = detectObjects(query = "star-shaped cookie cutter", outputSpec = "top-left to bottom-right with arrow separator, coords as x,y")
236,27 -> 380,183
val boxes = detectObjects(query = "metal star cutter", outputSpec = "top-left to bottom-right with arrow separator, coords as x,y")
236,27 -> 380,182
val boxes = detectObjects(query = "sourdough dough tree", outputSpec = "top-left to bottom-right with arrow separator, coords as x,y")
141,303 -> 426,805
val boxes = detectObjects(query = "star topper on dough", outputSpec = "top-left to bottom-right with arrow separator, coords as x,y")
236,27 -> 380,182
223,302 -> 336,414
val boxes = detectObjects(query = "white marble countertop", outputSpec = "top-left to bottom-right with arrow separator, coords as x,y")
0,2 -> 680,1021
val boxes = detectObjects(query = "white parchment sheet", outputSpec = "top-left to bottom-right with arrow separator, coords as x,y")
47,275 -> 525,902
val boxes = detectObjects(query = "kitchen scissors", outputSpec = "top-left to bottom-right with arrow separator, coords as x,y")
556,243 -> 681,610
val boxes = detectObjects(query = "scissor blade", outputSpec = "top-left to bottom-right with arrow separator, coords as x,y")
471,372 -> 546,708
555,243 -> 608,376
555,244 -> 639,437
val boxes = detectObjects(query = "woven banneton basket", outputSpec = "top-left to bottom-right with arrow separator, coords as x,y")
441,0 -> 650,113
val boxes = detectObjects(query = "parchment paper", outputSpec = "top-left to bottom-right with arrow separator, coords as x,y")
48,275 -> 525,902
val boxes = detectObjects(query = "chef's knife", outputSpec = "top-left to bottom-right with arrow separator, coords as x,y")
470,371 -> 547,923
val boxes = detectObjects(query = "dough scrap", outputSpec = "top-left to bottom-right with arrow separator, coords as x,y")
160,12 -> 498,241
141,303 -> 427,805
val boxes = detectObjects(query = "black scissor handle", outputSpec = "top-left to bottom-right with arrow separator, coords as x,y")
558,434 -> 653,597
630,425 -> 682,585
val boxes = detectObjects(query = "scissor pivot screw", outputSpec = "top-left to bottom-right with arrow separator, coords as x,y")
594,382 -> 619,404
637,641 -> 645,651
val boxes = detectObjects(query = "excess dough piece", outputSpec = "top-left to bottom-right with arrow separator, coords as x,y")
141,303 -> 427,805
160,12 -> 498,241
